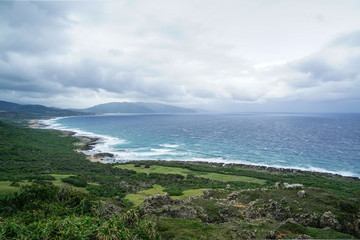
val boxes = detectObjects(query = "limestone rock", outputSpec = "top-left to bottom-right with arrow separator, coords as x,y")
284,182 -> 303,189
293,213 -> 319,227
297,190 -> 306,198
320,211 -> 341,231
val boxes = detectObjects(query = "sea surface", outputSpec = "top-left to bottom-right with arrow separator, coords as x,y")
41,113 -> 360,177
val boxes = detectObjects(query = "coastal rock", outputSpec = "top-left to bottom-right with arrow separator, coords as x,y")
244,200 -> 289,221
320,211 -> 341,231
159,205 -> 198,220
293,213 -> 319,227
140,193 -> 184,215
94,152 -> 114,158
297,190 -> 306,198
283,182 -> 303,189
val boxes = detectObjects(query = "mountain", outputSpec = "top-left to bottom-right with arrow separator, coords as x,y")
0,100 -> 85,119
78,102 -> 196,114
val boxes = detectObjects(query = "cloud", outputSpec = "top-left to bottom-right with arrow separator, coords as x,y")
0,0 -> 360,112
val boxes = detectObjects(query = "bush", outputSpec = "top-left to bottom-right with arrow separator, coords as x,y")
62,176 -> 87,187
144,165 -> 150,169
166,190 -> 183,196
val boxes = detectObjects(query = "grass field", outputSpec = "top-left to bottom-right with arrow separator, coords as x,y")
125,184 -> 206,207
115,164 -> 266,184
0,181 -> 19,195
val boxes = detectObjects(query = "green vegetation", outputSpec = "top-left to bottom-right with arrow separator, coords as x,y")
0,184 -> 159,239
115,163 -> 266,184
125,185 -> 167,207
0,181 -> 19,195
124,185 -> 207,206
1,118 -> 360,239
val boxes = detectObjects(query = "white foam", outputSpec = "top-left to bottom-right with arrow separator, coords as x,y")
159,144 -> 181,148
39,117 -> 126,157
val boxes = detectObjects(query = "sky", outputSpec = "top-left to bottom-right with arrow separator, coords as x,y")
1,0 -> 360,112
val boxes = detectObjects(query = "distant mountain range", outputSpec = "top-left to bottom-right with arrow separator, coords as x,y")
0,100 -> 196,121
76,102 -> 196,114
0,100 -> 84,120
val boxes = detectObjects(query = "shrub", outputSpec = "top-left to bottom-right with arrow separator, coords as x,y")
62,176 -> 87,187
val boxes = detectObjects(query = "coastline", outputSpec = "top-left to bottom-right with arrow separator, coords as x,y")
28,118 -> 360,180
28,118 -> 106,164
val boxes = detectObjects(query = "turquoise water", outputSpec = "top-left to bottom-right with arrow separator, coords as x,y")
43,113 -> 360,177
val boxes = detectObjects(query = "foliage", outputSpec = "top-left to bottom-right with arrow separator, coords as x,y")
62,175 -> 88,187
0,184 -> 160,240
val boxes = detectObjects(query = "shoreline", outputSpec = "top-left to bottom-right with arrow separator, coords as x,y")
28,118 -> 360,180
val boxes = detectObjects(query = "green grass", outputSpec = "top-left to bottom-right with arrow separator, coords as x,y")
0,181 -> 19,195
175,188 -> 206,200
278,222 -> 355,239
115,164 -> 266,184
155,217 -> 231,240
125,184 -> 166,207
125,185 -> 206,206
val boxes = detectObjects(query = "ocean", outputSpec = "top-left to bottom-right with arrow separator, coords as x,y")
41,113 -> 360,177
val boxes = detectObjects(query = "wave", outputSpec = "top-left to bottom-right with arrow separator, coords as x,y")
38,117 -> 359,178
159,144 -> 181,148
38,117 -> 126,157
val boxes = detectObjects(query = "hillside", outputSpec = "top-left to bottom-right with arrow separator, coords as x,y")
0,100 -> 85,122
78,102 -> 196,114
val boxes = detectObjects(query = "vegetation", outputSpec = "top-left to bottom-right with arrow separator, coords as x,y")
0,184 -> 159,239
1,118 -> 360,239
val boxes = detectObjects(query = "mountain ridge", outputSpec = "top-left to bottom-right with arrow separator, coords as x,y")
77,102 -> 196,114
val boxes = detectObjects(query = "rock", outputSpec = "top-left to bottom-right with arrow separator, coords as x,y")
94,152 -> 114,158
244,200 -> 289,222
226,184 -> 231,189
274,182 -> 281,189
320,211 -> 341,231
141,193 -> 184,215
284,182 -> 303,189
293,213 -> 319,227
266,230 -> 278,239
95,201 -> 122,219
295,234 -> 312,239
297,190 -> 306,198
226,191 -> 239,200
159,205 -> 198,220
203,189 -> 216,198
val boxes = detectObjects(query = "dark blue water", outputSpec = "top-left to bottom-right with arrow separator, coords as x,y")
45,113 -> 360,177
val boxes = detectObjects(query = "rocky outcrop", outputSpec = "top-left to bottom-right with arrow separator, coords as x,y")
297,190 -> 306,198
291,213 -> 319,227
283,182 -> 303,189
244,200 -> 290,222
140,193 -> 208,221
158,205 -> 198,219
320,211 -> 341,231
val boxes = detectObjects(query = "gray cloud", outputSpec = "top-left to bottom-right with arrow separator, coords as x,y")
1,0 -> 360,112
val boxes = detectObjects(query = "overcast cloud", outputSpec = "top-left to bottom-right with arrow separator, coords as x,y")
1,0 -> 360,112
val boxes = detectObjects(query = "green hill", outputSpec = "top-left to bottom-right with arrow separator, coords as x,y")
0,100 -> 85,122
